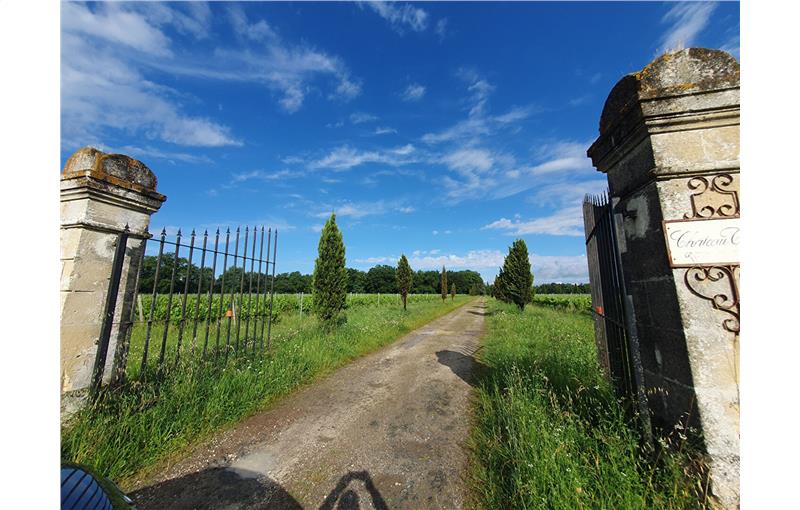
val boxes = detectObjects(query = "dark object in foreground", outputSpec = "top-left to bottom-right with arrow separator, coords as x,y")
62,463 -> 135,510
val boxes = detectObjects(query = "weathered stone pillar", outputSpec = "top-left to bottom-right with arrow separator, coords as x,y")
587,49 -> 739,507
60,147 -> 165,406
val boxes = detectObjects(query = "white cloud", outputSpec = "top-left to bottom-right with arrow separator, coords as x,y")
720,33 -> 740,59
61,29 -> 239,148
107,145 -> 213,165
659,2 -> 717,52
62,3 -> 361,148
364,1 -> 429,33
227,4 -> 277,42
231,169 -> 303,183
421,72 -> 534,145
442,148 -> 494,173
375,126 -> 397,135
61,2 -> 174,57
398,206 -> 416,213
314,201 -> 388,219
308,145 -> 417,170
529,253 -> 589,283
355,256 -> 397,264
435,18 -> 449,41
482,205 -> 585,237
401,83 -> 426,101
350,112 -> 379,124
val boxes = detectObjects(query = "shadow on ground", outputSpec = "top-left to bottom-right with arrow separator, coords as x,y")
436,349 -> 487,387
130,468 -> 392,510
319,471 -> 389,510
130,467 -> 302,510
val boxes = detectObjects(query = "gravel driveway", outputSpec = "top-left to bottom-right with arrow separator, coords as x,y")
131,298 -> 487,510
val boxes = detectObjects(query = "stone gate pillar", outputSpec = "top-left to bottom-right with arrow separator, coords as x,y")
587,49 -> 739,507
60,147 -> 166,408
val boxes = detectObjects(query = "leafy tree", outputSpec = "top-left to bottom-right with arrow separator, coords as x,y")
365,265 -> 398,293
396,255 -> 413,310
450,283 -> 456,301
346,268 -> 367,293
441,265 -> 447,302
312,213 -> 348,325
500,239 -> 534,311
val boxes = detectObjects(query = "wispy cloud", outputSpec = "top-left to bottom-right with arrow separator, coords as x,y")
100,144 -> 214,165
401,83 -> 426,101
308,144 -> 418,171
374,126 -> 398,135
62,3 -> 239,148
483,206 -> 585,237
421,71 -> 535,146
659,2 -> 717,52
231,169 -> 303,183
62,3 -> 362,149
314,199 -> 416,220
363,1 -> 429,33
435,18 -> 449,41
350,112 -> 379,124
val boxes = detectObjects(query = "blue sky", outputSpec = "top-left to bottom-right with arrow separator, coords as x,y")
60,1 -> 739,283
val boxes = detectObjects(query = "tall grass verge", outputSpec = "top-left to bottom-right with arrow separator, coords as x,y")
62,296 -> 475,488
469,300 -> 708,509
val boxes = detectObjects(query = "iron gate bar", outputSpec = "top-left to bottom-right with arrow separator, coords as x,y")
216,228 -> 230,357
253,226 -> 265,355
140,228 -> 166,381
235,227 -> 249,352
225,227 -> 240,362
158,229 -> 182,372
259,228 -> 272,351
203,229 -> 220,357
175,230 -> 196,366
190,230 -> 208,357
112,233 -> 148,387
245,226 -> 257,351
266,230 -> 278,352
90,226 -> 129,396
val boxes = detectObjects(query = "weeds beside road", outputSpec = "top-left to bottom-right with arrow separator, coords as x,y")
469,299 -> 707,509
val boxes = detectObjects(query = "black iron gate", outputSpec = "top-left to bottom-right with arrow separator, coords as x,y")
583,194 -> 639,405
91,224 -> 278,393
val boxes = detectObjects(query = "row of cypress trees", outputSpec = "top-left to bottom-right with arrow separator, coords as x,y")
312,213 -> 536,326
312,213 -> 459,327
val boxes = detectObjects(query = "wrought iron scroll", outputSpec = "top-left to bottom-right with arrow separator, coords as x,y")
683,174 -> 740,220
684,265 -> 740,334
681,173 -> 740,333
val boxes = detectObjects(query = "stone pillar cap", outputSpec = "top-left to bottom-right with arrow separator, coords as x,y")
597,48 -> 739,135
62,147 -> 159,194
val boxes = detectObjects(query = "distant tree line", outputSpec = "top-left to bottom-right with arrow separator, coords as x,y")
137,255 -> 486,296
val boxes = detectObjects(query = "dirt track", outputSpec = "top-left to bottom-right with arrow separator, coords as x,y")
131,298 -> 487,509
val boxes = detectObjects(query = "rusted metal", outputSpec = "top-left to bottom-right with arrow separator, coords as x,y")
90,226 -> 129,396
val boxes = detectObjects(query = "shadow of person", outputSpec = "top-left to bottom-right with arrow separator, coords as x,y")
435,349 -> 486,386
318,471 -> 388,510
129,466 -> 302,510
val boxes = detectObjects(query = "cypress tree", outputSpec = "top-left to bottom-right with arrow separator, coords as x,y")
450,283 -> 456,301
396,254 -> 413,311
441,265 -> 447,302
493,267 -> 508,303
501,239 -> 534,311
312,213 -> 348,325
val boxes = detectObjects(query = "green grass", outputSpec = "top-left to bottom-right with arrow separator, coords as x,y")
62,295 -> 475,488
469,299 -> 708,509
